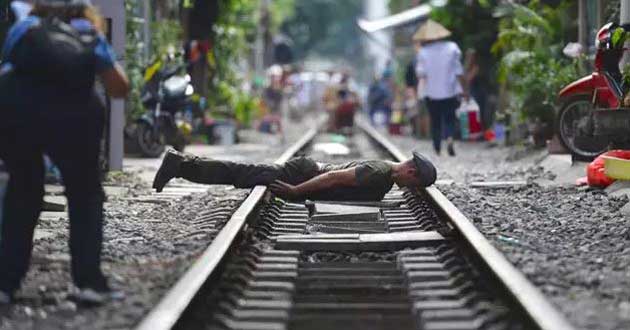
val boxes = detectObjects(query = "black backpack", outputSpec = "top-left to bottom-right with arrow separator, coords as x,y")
7,17 -> 98,92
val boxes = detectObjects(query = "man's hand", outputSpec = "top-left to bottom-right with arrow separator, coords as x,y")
269,180 -> 300,199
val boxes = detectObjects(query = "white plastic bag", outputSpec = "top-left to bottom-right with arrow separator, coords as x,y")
457,98 -> 482,140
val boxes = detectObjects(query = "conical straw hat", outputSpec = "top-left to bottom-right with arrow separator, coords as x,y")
413,19 -> 451,42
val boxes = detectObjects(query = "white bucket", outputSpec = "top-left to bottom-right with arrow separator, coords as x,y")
214,122 -> 236,145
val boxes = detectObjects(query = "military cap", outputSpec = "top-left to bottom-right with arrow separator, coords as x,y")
412,151 -> 437,187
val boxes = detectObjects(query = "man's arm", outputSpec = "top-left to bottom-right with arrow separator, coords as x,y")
269,168 -> 357,199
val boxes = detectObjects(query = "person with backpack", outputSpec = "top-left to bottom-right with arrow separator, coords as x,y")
0,0 -> 129,305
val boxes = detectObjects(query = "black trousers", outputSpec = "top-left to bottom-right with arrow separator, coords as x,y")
179,156 -> 320,188
0,110 -> 108,294
425,97 -> 459,153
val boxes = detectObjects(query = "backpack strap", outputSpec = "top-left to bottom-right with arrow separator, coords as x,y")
1,16 -> 40,62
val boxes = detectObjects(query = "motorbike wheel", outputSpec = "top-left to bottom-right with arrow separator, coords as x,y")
136,122 -> 166,158
556,94 -> 609,160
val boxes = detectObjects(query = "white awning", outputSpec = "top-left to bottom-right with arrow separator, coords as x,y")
357,4 -> 432,33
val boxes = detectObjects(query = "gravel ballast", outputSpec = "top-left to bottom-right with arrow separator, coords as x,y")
391,136 -> 630,330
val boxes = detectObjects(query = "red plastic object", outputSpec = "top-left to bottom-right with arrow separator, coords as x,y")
467,111 -> 482,140
586,150 -> 630,187
484,129 -> 496,142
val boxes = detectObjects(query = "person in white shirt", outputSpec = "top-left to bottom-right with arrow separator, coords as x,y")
414,20 -> 468,156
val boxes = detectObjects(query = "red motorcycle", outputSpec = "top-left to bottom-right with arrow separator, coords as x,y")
557,22 -> 629,159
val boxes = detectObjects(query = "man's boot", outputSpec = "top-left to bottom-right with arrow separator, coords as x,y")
153,149 -> 194,192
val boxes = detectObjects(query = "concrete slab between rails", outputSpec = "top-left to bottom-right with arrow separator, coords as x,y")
40,211 -> 67,221
310,212 -> 381,222
309,226 -> 385,234
103,185 -> 130,197
44,184 -> 64,195
43,196 -> 67,212
274,231 -> 444,251
307,202 -> 381,214
306,200 -> 403,209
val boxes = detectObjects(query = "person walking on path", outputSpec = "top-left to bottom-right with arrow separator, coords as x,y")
414,19 -> 468,156
464,48 -> 490,130
0,0 -> 129,306
152,149 -> 437,202
367,71 -> 394,128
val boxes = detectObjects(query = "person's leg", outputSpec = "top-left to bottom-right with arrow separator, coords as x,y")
443,98 -> 459,156
0,143 -> 45,296
426,99 -> 443,154
179,157 -> 284,188
46,115 -> 108,292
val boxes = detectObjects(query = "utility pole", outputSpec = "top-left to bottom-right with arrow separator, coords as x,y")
93,0 -> 126,171
622,0 -> 630,26
363,0 -> 392,77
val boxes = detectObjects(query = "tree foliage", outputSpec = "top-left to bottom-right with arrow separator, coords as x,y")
492,0 -> 582,123
280,0 -> 364,61
205,0 -> 257,110
430,0 -> 499,88
387,0 -> 499,93
125,0 -> 182,120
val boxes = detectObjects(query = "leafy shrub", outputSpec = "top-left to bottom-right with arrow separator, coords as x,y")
492,0 -> 583,124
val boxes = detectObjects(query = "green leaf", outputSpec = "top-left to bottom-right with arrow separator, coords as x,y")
612,27 -> 627,48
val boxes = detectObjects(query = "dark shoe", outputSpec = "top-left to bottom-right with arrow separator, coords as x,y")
447,143 -> 456,157
152,149 -> 185,192
69,288 -> 125,307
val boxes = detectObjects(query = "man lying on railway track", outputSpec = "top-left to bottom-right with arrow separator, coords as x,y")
152,150 -> 436,201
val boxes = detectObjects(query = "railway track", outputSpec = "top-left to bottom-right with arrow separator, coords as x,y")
136,119 -> 574,330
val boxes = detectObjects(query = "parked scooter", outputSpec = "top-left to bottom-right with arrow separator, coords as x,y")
134,54 -> 194,158
556,23 -> 630,159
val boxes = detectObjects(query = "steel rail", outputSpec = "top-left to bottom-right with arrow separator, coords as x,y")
135,125 -> 320,330
356,118 -> 575,330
